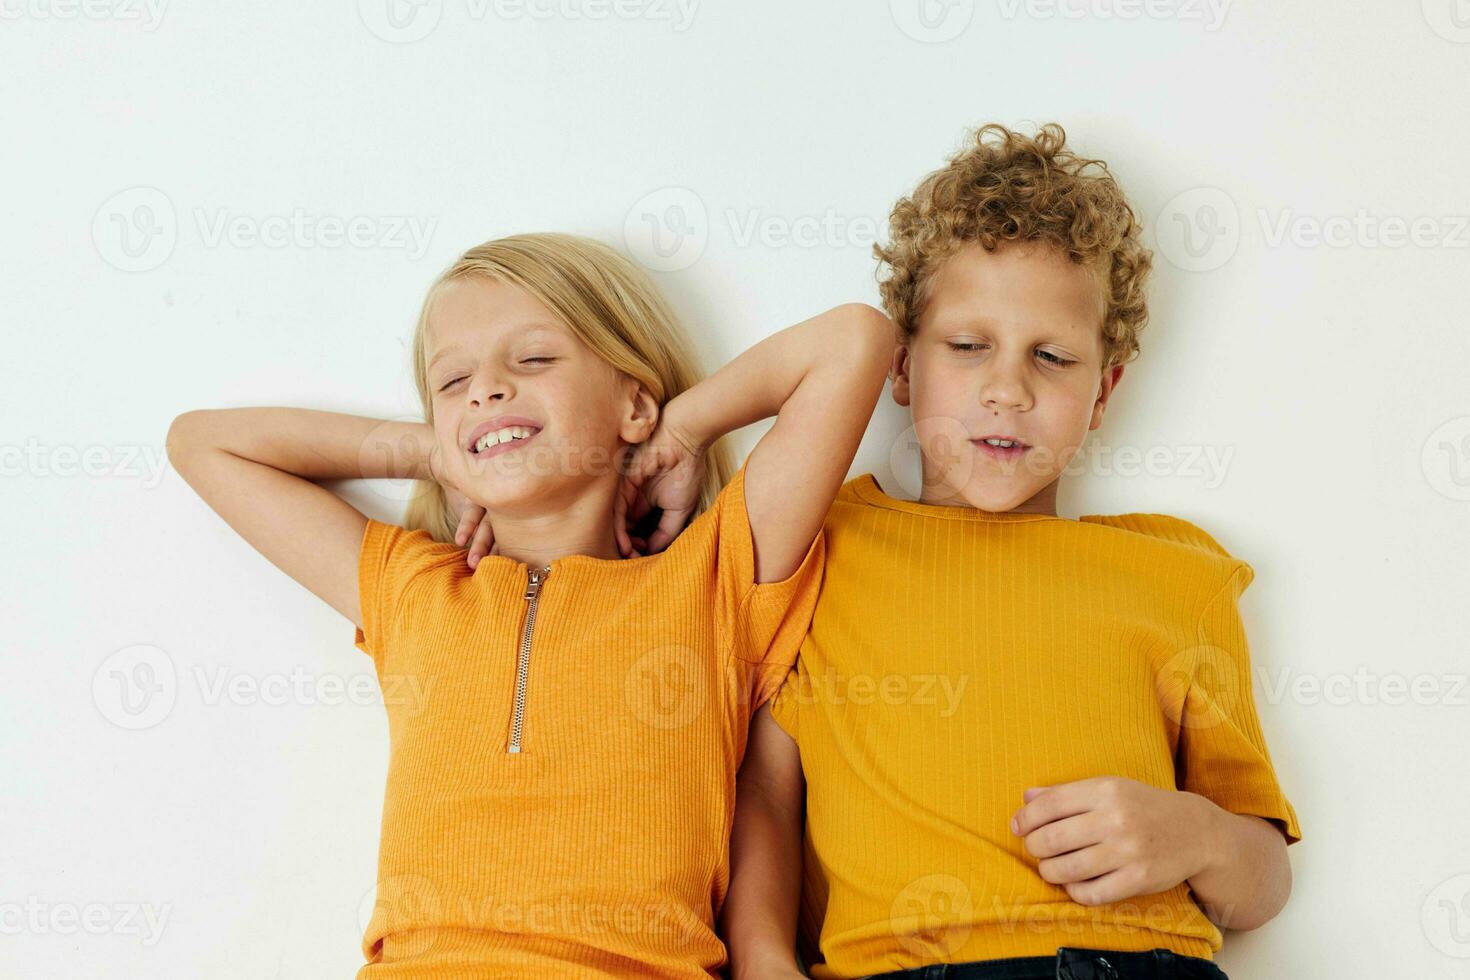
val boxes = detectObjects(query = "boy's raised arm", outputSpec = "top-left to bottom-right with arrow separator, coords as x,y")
663,303 -> 894,584
722,705 -> 808,980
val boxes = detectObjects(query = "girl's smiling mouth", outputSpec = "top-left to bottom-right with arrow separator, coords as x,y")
466,417 -> 543,458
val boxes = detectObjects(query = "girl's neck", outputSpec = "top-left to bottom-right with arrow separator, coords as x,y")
481,480 -> 625,567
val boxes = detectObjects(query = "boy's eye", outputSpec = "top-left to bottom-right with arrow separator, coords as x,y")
1036,350 -> 1075,366
947,342 -> 986,353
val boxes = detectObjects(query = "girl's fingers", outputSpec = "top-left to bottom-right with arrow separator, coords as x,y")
468,516 -> 494,568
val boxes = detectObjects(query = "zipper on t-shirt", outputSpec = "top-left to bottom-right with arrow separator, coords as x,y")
508,565 -> 550,754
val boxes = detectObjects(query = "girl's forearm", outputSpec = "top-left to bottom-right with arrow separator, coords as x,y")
170,407 -> 436,483
665,303 -> 894,451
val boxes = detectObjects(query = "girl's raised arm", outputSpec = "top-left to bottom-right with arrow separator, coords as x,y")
165,409 -> 437,631
663,303 -> 894,584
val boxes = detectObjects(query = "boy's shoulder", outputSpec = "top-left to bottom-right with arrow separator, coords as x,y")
1077,511 -> 1236,559
1077,511 -> 1254,585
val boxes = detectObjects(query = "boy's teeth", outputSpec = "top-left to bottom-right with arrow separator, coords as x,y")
475,426 -> 535,453
984,438 -> 1017,448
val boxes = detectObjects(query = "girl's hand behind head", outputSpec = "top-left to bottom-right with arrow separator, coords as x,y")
448,487 -> 498,569
617,416 -> 707,558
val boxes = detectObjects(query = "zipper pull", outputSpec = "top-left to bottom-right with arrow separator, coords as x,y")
523,565 -> 549,599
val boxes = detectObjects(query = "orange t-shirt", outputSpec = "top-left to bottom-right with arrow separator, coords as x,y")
351,459 -> 824,978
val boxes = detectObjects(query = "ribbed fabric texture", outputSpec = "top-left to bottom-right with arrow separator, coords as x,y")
351,458 -> 825,979
769,473 -> 1301,978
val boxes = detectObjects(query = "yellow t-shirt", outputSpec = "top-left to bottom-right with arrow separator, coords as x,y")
352,458 -> 824,979
769,473 -> 1301,977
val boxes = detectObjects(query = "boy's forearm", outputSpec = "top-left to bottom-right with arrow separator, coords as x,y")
1186,796 -> 1293,931
723,784 -> 806,979
169,408 -> 437,483
665,303 -> 894,451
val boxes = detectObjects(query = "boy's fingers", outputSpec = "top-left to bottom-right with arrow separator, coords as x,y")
1063,866 -> 1134,907
1038,842 -> 1116,887
613,480 -> 629,556
646,506 -> 692,554
1011,782 -> 1095,836
1021,811 -> 1105,860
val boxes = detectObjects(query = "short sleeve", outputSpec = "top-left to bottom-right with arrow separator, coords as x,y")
767,660 -> 804,742
1175,562 -> 1302,845
353,517 -> 444,665
713,459 -> 826,698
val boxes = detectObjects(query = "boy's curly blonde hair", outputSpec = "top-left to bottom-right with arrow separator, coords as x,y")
874,122 -> 1153,370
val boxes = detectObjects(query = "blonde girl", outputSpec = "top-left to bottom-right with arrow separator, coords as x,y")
167,232 -> 892,978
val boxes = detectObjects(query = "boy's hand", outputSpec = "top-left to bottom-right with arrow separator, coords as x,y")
1009,776 -> 1220,906
616,409 -> 708,558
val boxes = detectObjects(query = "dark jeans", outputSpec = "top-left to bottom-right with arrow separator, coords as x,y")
859,947 -> 1229,980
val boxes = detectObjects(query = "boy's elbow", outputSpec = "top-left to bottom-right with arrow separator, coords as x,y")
832,302 -> 898,374
166,411 -> 204,466
1209,837 -> 1293,932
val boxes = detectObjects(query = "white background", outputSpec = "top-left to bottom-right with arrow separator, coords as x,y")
5,1 -> 1469,977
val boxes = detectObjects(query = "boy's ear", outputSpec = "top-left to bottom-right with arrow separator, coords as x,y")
889,343 -> 912,407
620,381 -> 660,444
1090,363 -> 1125,431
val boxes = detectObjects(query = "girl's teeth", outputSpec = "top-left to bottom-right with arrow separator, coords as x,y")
475,427 -> 535,453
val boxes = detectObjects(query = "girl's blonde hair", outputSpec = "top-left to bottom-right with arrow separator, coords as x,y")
402,232 -> 735,544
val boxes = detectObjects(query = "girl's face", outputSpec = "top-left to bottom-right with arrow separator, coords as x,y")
891,240 -> 1123,514
425,275 -> 651,514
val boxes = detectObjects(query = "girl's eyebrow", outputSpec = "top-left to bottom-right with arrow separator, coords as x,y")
427,325 -> 564,369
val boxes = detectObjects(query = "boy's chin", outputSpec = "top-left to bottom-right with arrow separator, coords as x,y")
944,472 -> 1053,514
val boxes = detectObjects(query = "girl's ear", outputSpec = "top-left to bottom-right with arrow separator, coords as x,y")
889,344 -> 913,407
620,381 -> 660,445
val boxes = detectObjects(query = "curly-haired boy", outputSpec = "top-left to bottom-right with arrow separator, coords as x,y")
723,123 -> 1301,980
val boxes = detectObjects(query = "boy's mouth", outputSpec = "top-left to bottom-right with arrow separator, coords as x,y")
466,417 -> 543,458
972,434 -> 1029,459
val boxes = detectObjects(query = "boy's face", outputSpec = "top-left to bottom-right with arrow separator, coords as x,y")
890,240 -> 1124,514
